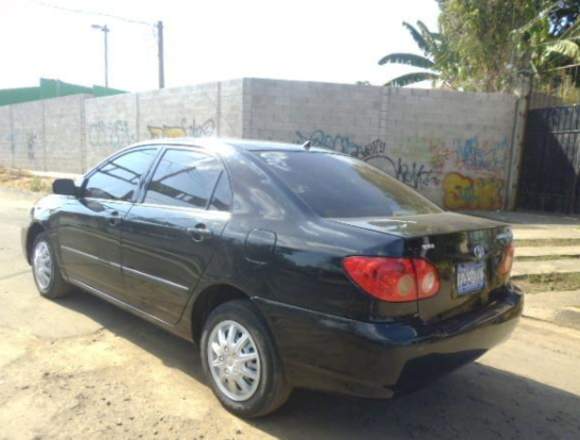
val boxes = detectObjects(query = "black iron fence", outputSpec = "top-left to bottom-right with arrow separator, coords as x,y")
518,65 -> 580,213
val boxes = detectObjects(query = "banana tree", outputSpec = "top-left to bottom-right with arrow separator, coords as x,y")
378,21 -> 451,87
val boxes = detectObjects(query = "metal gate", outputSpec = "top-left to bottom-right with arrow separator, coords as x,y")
517,105 -> 580,213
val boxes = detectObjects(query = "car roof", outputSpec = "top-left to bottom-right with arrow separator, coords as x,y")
130,137 -> 331,154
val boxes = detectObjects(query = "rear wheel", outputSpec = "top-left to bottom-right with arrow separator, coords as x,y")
31,233 -> 72,299
200,300 -> 291,418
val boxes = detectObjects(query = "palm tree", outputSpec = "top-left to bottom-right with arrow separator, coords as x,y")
378,21 -> 446,87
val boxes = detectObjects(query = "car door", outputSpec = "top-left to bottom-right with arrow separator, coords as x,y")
57,147 -> 159,299
120,147 -> 232,323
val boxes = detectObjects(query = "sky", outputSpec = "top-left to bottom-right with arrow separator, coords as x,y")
0,0 -> 441,92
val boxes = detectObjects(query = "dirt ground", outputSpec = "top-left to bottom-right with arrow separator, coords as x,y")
1,188 -> 580,439
515,272 -> 580,293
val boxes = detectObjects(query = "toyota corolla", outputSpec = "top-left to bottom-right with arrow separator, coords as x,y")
22,138 -> 523,417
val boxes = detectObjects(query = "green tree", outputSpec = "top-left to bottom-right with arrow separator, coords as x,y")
513,1 -> 580,75
378,21 -> 453,87
438,0 -> 543,92
381,1 -> 579,92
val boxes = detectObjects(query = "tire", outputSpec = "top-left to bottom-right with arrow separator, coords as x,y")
200,300 -> 291,418
31,233 -> 72,299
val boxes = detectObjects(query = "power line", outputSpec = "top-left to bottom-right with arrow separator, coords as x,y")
30,0 -> 154,26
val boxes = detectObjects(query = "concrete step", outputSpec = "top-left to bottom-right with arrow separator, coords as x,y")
513,228 -> 580,241
523,290 -> 580,331
466,210 -> 580,226
512,258 -> 580,277
516,246 -> 580,258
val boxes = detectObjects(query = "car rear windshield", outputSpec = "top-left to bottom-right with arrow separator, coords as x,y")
256,151 -> 442,218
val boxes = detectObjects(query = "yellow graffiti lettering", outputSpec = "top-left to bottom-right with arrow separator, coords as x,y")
443,172 -> 504,210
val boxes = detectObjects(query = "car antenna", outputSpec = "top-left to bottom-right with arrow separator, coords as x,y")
302,140 -> 312,151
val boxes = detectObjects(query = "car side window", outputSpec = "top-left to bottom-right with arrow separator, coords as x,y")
144,149 -> 222,209
83,148 -> 157,201
209,172 -> 233,212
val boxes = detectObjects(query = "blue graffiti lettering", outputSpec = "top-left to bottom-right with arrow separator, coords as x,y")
454,136 -> 509,171
295,130 -> 361,156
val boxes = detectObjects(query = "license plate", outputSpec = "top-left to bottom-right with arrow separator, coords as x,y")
457,262 -> 486,295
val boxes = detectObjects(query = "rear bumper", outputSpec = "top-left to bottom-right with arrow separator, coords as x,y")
255,285 -> 523,398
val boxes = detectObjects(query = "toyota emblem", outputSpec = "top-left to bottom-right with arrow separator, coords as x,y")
473,245 -> 486,259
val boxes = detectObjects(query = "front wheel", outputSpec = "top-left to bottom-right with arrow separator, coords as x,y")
31,233 -> 72,299
200,300 -> 291,418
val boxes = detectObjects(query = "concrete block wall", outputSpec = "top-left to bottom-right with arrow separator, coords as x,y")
244,79 -> 518,209
0,80 -> 245,174
82,79 -> 244,169
245,79 -> 383,148
0,106 -> 13,168
85,93 -> 139,167
0,95 -> 90,173
10,100 -> 44,171
379,88 -> 517,209
44,94 -> 88,172
0,77 -> 518,210
137,83 -> 219,141
219,79 -> 245,138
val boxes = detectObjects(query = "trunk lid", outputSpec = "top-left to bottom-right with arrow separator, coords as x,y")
333,212 -> 513,322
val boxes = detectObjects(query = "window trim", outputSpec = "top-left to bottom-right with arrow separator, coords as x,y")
139,146 -> 226,211
208,170 -> 233,212
81,145 -> 162,203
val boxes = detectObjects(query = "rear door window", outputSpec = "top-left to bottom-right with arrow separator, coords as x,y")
144,149 -> 222,209
256,151 -> 442,218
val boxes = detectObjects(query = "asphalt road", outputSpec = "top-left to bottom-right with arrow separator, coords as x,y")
1,189 -> 579,440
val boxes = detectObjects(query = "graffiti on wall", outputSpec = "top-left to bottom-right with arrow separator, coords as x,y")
87,117 -> 216,149
295,131 -> 439,190
147,118 -> 216,139
354,139 -> 439,190
295,129 -> 361,156
443,172 -> 504,210
88,120 -> 136,149
453,136 -> 509,173
392,158 -> 439,190
27,132 -> 37,160
427,138 -> 454,172
295,129 -> 509,209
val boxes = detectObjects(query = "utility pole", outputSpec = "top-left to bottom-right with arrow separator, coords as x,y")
91,20 -> 164,89
157,21 -> 165,89
92,24 -> 110,87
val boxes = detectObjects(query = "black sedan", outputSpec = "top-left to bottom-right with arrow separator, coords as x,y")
22,138 -> 523,417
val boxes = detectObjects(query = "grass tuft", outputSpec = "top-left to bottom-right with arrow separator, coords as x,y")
0,167 -> 53,193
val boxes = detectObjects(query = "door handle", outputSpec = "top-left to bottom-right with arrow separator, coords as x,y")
187,223 -> 212,242
108,210 -> 121,226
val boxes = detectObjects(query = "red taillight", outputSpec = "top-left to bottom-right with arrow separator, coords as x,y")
413,259 -> 441,298
342,256 -> 440,303
500,244 -> 515,275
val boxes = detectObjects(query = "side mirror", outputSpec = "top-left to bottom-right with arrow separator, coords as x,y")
52,178 -> 78,196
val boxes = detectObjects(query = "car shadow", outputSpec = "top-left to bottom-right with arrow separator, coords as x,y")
57,290 -> 580,439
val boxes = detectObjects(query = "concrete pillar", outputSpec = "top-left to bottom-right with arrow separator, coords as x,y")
506,74 -> 532,210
